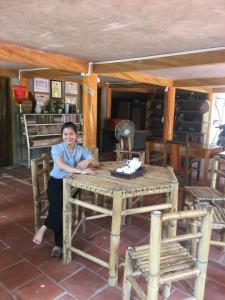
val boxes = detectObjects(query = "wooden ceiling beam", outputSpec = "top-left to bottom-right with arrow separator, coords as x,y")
100,72 -> 172,87
0,68 -> 18,77
174,77 -> 225,87
93,49 -> 225,73
0,43 -> 88,73
212,87 -> 225,93
176,86 -> 212,93
21,69 -> 81,83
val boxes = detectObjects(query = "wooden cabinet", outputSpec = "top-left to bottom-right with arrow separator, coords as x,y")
173,92 -> 209,143
19,113 -> 83,167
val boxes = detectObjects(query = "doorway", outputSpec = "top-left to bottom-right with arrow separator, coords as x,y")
210,93 -> 225,145
0,78 -> 12,166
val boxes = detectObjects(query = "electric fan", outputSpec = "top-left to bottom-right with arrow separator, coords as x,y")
115,120 -> 135,150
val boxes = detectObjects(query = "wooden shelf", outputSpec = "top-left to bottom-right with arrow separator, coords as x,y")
20,113 -> 83,167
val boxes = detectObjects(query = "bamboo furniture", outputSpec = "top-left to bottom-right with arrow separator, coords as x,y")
63,161 -> 178,286
31,154 -> 50,232
115,149 -> 145,164
166,139 -> 201,186
123,208 -> 213,300
31,148 -> 99,232
184,155 -> 225,249
145,139 -> 168,166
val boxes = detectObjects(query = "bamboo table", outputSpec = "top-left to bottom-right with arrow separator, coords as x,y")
63,161 -> 178,286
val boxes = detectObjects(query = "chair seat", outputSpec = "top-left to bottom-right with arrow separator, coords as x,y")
211,207 -> 225,228
128,242 -> 197,283
185,186 -> 225,201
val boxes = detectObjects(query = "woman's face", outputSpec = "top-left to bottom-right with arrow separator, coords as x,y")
62,127 -> 77,145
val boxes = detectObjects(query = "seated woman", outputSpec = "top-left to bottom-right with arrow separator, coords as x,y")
33,121 -> 99,258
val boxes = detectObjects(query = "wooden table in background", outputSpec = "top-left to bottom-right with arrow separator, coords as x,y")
146,141 -> 223,184
63,161 -> 178,286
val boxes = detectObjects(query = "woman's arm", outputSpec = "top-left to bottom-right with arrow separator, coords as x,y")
55,157 -> 96,175
77,158 -> 99,170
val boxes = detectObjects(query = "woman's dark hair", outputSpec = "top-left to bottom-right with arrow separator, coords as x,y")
61,122 -> 77,134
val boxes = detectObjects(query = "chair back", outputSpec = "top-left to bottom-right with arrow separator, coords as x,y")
145,139 -> 168,166
149,207 -> 213,286
166,139 -> 192,186
90,147 -> 99,160
115,149 -> 145,164
31,154 -> 51,231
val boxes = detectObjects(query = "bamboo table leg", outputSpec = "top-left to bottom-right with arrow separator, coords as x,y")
63,179 -> 73,264
203,150 -> 210,185
167,182 -> 178,237
108,190 -> 123,286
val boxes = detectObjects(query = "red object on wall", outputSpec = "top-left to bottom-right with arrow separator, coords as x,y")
12,85 -> 28,103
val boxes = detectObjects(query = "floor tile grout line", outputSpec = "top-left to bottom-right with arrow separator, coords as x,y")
53,291 -> 78,300
58,265 -> 85,284
11,273 -> 43,294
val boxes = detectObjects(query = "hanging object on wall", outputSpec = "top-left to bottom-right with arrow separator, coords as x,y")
12,85 -> 28,113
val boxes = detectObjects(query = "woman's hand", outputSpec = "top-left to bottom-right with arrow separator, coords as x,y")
80,168 -> 96,175
77,159 -> 91,169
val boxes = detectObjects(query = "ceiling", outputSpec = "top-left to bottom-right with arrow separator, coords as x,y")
1,0 -> 225,91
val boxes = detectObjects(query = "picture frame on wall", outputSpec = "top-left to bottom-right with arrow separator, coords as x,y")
34,78 -> 49,93
50,80 -> 62,98
65,81 -> 78,94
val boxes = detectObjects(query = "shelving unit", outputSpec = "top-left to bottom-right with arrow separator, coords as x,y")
146,89 -> 165,139
19,113 -> 83,167
173,92 -> 210,143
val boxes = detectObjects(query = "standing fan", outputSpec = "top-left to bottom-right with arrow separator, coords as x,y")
115,120 -> 135,150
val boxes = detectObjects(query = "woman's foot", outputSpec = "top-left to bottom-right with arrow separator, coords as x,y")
50,246 -> 62,258
33,225 -> 47,245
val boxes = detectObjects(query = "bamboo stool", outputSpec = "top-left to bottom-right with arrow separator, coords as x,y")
184,155 -> 225,250
123,208 -> 213,300
31,154 -> 50,232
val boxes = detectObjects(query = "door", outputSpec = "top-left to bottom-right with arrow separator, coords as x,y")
0,78 -> 12,166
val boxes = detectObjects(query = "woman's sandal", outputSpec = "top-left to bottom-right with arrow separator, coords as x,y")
50,247 -> 62,258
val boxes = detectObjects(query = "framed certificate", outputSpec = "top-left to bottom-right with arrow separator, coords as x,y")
65,81 -> 78,94
51,80 -> 62,99
34,78 -> 49,93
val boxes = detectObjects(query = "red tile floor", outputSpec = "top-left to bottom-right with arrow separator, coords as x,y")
0,165 -> 225,300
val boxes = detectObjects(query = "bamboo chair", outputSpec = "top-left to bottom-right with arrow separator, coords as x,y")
145,139 -> 168,166
123,208 -> 213,300
184,155 -> 225,249
31,154 -> 51,232
166,139 -> 201,187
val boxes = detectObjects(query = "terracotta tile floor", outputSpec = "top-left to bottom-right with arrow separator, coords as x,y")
0,165 -> 225,300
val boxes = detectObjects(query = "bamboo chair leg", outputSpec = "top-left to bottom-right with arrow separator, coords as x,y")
126,198 -> 132,224
103,196 -> 108,208
121,198 -> 127,225
123,251 -> 133,300
92,193 -> 99,215
197,160 -> 201,181
221,228 -> 225,252
34,201 -> 41,232
194,209 -> 213,300
190,219 -> 198,258
161,283 -> 171,298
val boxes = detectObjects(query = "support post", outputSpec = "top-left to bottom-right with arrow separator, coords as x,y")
82,74 -> 98,148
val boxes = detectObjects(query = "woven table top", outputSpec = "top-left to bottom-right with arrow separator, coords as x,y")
66,161 -> 178,198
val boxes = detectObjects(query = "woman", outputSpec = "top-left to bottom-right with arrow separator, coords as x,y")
33,122 -> 99,257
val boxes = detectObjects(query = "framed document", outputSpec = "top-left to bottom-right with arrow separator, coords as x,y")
65,81 -> 78,94
34,78 -> 49,93
50,80 -> 62,99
